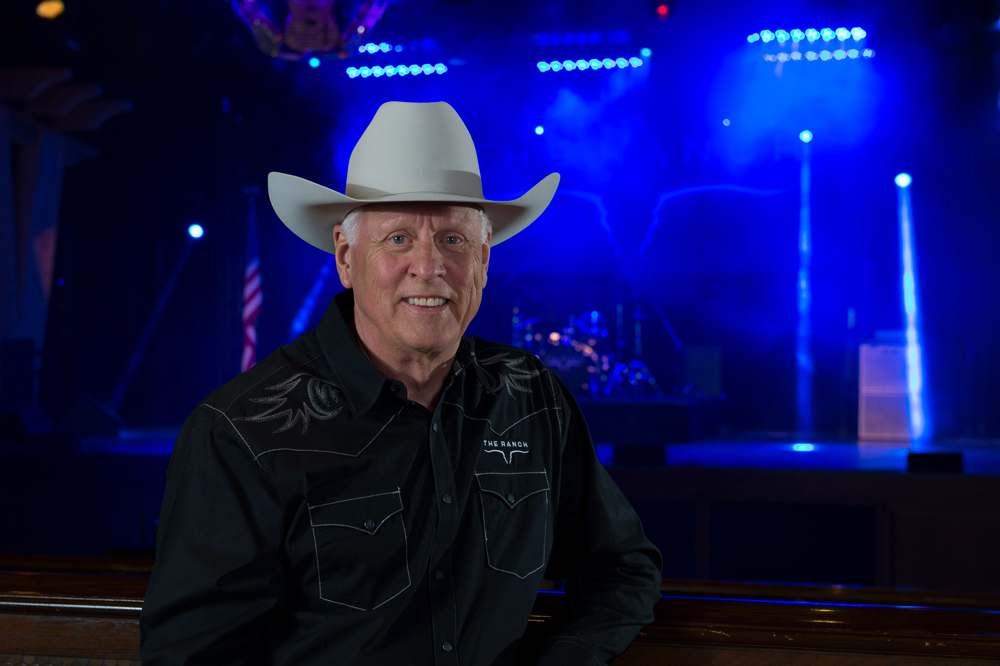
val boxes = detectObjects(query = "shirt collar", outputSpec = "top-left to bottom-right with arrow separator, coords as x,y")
316,289 -> 387,419
316,290 -> 498,416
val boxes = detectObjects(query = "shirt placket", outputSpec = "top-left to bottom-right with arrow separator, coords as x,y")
427,372 -> 463,665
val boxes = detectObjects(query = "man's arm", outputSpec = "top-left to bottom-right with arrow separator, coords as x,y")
140,405 -> 286,665
534,374 -> 663,666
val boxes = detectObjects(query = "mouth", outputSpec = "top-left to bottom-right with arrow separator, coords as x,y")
404,297 -> 449,308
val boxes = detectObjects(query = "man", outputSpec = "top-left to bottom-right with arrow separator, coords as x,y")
140,101 -> 661,665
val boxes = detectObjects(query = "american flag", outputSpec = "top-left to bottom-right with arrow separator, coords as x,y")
242,186 -> 262,372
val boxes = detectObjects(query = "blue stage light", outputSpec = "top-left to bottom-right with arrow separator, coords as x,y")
398,65 -> 409,76
563,59 -> 576,70
777,52 -> 789,62
847,49 -> 859,59
791,29 -> 805,42
602,58 -> 615,69
187,224 -> 204,239
394,44 -> 403,52
537,61 -> 550,72
409,64 -> 421,75
819,50 -> 832,61
761,30 -> 775,43
435,63 -> 448,74
640,47 -> 652,57
793,443 -> 815,452
863,48 -> 875,58
535,125 -> 544,135
723,118 -> 730,126
360,67 -> 371,77
577,59 -> 590,69
836,27 -> 850,41
421,64 -> 434,74
834,49 -> 847,60
616,57 -> 628,68
747,33 -> 760,43
385,65 -> 396,76
805,28 -> 819,42
805,51 -> 818,61
799,130 -> 813,143
347,67 -> 359,78
629,57 -> 642,67
357,46 -> 365,54
790,51 -> 802,60
550,61 -> 563,71
775,30 -> 790,42
372,66 -> 384,77
895,172 -> 912,188
851,27 -> 866,41
821,27 -> 834,41
379,42 -> 390,52
365,43 -> 378,53
589,58 -> 601,68
308,57 -> 320,68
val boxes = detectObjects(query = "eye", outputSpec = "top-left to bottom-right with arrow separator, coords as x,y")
390,235 -> 407,244
444,235 -> 463,245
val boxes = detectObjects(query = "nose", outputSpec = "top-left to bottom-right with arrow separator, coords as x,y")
409,237 -> 446,281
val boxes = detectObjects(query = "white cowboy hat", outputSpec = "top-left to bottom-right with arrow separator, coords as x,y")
268,101 -> 560,252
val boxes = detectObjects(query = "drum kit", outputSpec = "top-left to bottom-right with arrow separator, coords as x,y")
510,305 -> 660,398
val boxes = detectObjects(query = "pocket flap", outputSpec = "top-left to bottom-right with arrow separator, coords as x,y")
475,471 -> 549,508
308,489 -> 403,534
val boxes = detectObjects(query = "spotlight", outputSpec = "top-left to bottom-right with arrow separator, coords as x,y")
761,30 -> 775,43
847,49 -> 859,59
308,57 -> 321,68
616,57 -> 628,68
747,33 -> 760,43
851,27 -> 866,41
589,58 -> 601,68
629,57 -> 642,67
394,44 -> 403,52
819,50 -> 832,61
379,42 -> 390,52
551,61 -> 564,71
537,61 -> 550,72
640,47 -> 652,57
188,224 -> 204,239
421,64 -> 434,74
723,118 -> 730,126
805,51 -> 818,61
535,125 -> 545,135
835,27 -> 850,41
791,29 -> 805,42
577,59 -> 590,69
833,49 -> 846,60
895,173 -> 912,188
564,60 -> 576,70
656,4 -> 668,19
799,130 -> 813,143
347,67 -> 359,78
805,28 -> 819,42
793,443 -> 815,452
821,28 -> 834,41
602,58 -> 615,69
435,63 -> 448,74
373,66 -> 384,77
776,30 -> 790,42
36,0 -> 64,19
863,48 -> 875,58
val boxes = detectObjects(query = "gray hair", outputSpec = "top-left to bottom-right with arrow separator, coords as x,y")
339,205 -> 492,246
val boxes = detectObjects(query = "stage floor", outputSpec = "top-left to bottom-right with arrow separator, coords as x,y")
71,431 -> 1000,475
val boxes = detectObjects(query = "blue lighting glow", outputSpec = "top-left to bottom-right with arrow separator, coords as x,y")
896,173 -> 927,439
799,130 -> 813,143
640,47 -> 652,57
358,42 -> 401,54
821,28 -> 834,41
790,29 -> 805,42
805,28 -> 819,41
793,443 -> 815,452
308,57 -> 320,68
851,27 -> 867,40
750,27 -> 868,47
346,63 -> 448,79
535,125 -> 545,135
538,56 -> 643,73
187,223 -> 204,239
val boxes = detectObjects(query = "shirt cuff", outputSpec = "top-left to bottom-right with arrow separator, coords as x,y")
533,636 -> 605,666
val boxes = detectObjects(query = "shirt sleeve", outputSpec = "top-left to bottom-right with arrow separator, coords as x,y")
533,373 -> 663,666
140,405 -> 286,666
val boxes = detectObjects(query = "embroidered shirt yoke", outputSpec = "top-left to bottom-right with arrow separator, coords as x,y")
139,289 -> 662,666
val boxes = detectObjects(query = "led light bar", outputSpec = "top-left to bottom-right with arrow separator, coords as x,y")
346,63 -> 448,78
763,48 -> 874,62
357,42 -> 406,54
536,56 -> 643,72
748,26 -> 866,44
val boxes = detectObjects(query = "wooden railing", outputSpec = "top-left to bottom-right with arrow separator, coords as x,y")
2,557 -> 999,665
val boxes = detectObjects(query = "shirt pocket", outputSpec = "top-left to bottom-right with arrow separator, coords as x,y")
475,470 -> 550,579
307,488 -> 410,611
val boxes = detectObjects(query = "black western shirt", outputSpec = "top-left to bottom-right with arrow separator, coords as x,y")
140,289 -> 662,666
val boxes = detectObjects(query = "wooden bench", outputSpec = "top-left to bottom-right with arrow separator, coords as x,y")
2,556 -> 998,665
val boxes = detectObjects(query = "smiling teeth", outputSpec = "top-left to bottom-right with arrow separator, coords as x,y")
406,297 -> 447,307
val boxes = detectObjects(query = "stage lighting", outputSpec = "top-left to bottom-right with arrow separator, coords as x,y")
723,118 -> 730,126
895,173 -> 912,188
308,57 -> 320,68
36,0 -> 64,19
790,51 -> 802,60
589,58 -> 601,68
616,58 -> 628,68
188,224 -> 204,239
863,48 -> 875,58
805,28 -> 819,42
347,67 -> 359,78
761,30 -> 775,43
641,47 -> 652,57
821,28 -> 834,41
791,29 -> 805,42
851,27 -> 866,40
602,58 -> 615,69
629,57 -> 642,67
373,66 -> 384,77
793,443 -> 815,452
394,45 -> 403,52
563,60 -> 577,70
535,126 -> 545,135
551,61 -> 564,71
435,63 -> 447,74
834,49 -> 846,60
799,130 -> 813,143
537,61 -> 550,72
847,49 -> 859,59
836,27 -> 850,41
656,4 -> 668,19
805,51 -> 818,61
379,42 -> 390,52
747,34 -> 760,43
776,30 -> 790,42
819,50 -> 832,61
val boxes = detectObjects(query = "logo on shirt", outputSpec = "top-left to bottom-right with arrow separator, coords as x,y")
483,439 -> 529,464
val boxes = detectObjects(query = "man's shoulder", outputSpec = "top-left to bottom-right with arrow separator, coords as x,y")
466,337 -> 551,373
197,333 -> 333,420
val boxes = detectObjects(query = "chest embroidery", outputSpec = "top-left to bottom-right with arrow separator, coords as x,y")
235,372 -> 344,434
477,351 -> 542,398
483,439 -> 529,464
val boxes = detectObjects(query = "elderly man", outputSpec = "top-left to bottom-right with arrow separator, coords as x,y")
140,102 -> 661,665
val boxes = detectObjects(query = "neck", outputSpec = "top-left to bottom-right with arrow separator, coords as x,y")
350,312 -> 457,412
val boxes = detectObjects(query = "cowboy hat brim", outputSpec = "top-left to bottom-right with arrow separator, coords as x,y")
268,171 -> 560,253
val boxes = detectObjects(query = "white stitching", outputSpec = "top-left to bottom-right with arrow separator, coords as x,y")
310,487 -> 411,610
442,402 -> 561,437
199,404 -> 266,470
309,491 -> 404,533
254,404 -> 405,460
476,470 -> 550,579
475,471 -> 550,507
309,489 -> 401,510
482,449 -> 529,464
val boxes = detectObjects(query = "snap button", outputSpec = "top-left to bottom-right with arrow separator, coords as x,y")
432,422 -> 440,432
441,642 -> 453,652
441,494 -> 452,504
364,519 -> 375,529
435,570 -> 445,580
506,493 -> 516,503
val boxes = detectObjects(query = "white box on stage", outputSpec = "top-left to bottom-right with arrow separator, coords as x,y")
858,343 -> 910,441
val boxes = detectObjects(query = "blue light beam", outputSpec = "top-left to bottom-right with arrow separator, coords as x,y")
896,173 -> 928,440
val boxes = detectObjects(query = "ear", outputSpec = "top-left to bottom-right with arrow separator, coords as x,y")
333,224 -> 353,289
480,230 -> 491,288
